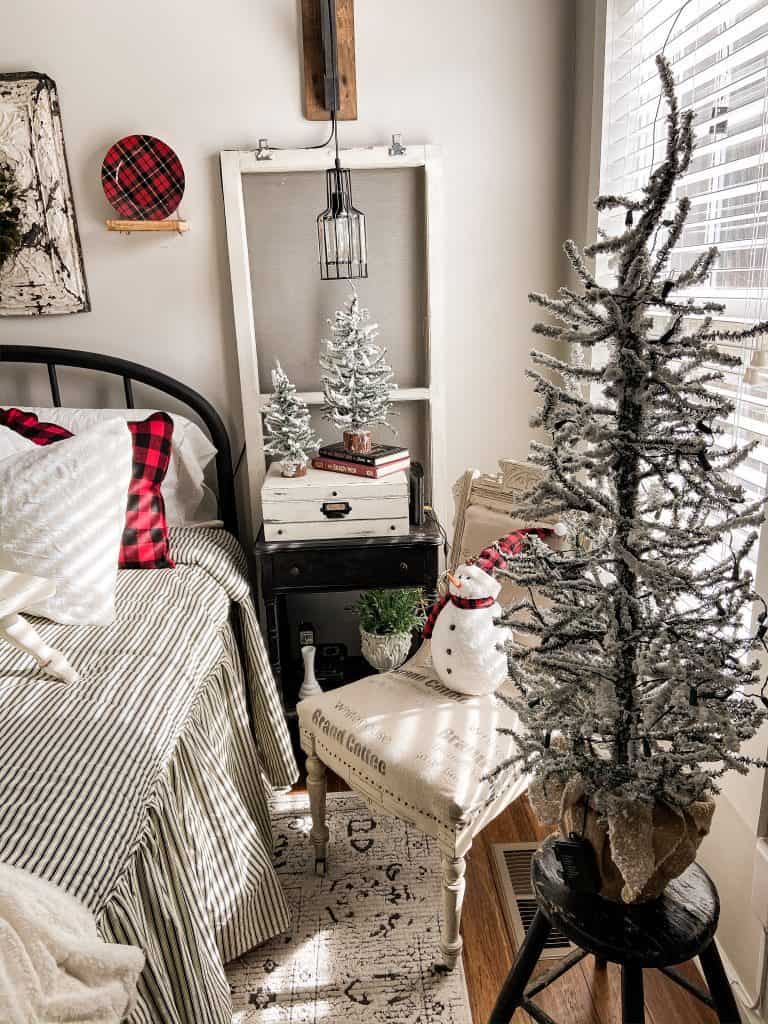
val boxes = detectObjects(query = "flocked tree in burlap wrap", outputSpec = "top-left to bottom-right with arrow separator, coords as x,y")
492,56 -> 768,901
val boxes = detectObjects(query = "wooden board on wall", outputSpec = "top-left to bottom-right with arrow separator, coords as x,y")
301,0 -> 358,121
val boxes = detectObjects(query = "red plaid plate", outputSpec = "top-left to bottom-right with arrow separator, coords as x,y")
101,135 -> 185,221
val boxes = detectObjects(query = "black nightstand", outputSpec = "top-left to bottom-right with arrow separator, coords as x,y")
253,521 -> 442,718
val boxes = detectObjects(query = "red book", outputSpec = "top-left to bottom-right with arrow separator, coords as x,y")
312,456 -> 410,479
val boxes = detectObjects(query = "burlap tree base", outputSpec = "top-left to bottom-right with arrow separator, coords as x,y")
530,776 -> 715,904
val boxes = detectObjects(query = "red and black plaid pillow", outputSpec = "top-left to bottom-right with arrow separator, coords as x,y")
121,415 -> 174,569
0,407 -> 73,444
0,408 -> 175,570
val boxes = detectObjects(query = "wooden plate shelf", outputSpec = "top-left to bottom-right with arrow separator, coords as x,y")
106,219 -> 189,234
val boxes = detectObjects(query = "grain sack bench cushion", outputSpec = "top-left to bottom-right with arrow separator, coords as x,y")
297,644 -> 529,842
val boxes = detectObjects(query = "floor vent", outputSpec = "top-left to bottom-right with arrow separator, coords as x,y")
490,842 -> 573,959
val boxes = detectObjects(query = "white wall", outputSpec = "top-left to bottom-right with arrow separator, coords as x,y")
0,0 -> 579,530
699,769 -> 767,1012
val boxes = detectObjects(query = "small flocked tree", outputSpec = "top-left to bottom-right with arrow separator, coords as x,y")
495,56 -> 768,825
263,362 -> 319,477
0,161 -> 21,270
320,289 -> 396,441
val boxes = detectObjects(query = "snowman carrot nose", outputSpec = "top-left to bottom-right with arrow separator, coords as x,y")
447,573 -> 462,588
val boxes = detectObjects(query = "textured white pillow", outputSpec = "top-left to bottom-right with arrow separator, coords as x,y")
23,409 -> 218,525
0,419 -> 133,625
0,425 -> 34,460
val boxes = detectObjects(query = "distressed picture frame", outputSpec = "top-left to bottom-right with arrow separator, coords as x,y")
0,72 -> 89,316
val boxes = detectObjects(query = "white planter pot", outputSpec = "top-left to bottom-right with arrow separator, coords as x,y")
360,629 -> 412,672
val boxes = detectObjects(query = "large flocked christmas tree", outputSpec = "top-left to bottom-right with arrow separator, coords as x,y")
494,56 -> 768,881
320,289 -> 395,439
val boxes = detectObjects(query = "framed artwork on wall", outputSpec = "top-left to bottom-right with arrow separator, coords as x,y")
0,72 -> 89,316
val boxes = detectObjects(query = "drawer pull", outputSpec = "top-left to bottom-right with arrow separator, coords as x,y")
399,561 -> 409,573
321,501 -> 352,519
289,565 -> 301,577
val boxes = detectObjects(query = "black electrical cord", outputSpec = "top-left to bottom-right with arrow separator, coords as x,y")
264,113 -> 337,153
648,0 -> 696,170
425,505 -> 450,560
234,442 -> 246,478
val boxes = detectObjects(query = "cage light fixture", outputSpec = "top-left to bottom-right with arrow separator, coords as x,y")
316,0 -> 367,280
317,160 -> 367,280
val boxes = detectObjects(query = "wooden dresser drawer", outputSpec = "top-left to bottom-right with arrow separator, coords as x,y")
270,543 -> 436,591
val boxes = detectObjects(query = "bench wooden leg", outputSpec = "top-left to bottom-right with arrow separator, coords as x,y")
306,752 -> 329,874
440,852 -> 466,969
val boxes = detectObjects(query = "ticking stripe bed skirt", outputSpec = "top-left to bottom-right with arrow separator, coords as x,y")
98,628 -> 291,1024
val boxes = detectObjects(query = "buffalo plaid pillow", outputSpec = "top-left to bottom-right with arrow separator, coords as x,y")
0,408 -> 175,570
0,407 -> 73,444
121,414 -> 174,569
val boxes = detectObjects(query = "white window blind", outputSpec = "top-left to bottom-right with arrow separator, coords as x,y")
600,0 -> 768,589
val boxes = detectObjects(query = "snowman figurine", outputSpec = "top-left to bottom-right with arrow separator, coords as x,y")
424,562 -> 511,697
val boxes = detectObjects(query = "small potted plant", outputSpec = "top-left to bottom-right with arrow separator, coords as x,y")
355,588 -> 425,672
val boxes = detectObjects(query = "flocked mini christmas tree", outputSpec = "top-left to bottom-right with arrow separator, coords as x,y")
493,56 -> 768,899
320,289 -> 395,452
263,361 -> 319,478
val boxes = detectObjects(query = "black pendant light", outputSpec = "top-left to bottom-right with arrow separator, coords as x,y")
316,0 -> 367,280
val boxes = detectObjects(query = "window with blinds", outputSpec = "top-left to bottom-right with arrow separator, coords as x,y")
600,0 -> 768,595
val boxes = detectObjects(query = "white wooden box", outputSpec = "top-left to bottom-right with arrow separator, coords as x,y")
261,464 -> 410,542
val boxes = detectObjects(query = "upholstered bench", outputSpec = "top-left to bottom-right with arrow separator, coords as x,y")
297,642 -> 529,969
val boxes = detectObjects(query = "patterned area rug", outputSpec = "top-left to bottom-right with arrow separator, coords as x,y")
228,790 -> 472,1023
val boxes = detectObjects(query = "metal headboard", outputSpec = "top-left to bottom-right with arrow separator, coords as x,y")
0,345 -> 238,538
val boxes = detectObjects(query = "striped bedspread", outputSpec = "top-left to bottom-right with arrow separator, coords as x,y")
0,527 -> 296,919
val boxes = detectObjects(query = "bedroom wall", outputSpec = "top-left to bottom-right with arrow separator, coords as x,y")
0,0 -> 583,533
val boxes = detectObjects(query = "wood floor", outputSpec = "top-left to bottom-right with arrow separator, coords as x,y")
293,768 -> 718,1024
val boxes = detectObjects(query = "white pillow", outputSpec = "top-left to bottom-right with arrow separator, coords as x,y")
22,409 -> 218,525
0,425 -> 34,460
0,419 -> 133,625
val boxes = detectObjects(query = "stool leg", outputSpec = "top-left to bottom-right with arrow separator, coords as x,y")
440,852 -> 466,969
306,753 -> 329,875
699,941 -> 742,1023
488,909 -> 552,1024
621,965 -> 645,1024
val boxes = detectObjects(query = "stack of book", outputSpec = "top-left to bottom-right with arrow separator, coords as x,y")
312,442 -> 410,479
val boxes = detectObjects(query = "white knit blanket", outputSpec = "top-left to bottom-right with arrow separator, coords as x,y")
0,862 -> 144,1024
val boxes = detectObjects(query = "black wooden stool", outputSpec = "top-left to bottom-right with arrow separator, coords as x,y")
489,835 -> 741,1024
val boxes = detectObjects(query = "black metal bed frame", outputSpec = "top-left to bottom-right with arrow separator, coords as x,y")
0,345 -> 238,538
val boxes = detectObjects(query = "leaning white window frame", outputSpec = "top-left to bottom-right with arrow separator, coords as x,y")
219,145 -> 447,541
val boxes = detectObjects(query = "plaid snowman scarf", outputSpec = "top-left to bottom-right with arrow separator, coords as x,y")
423,527 -> 553,640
